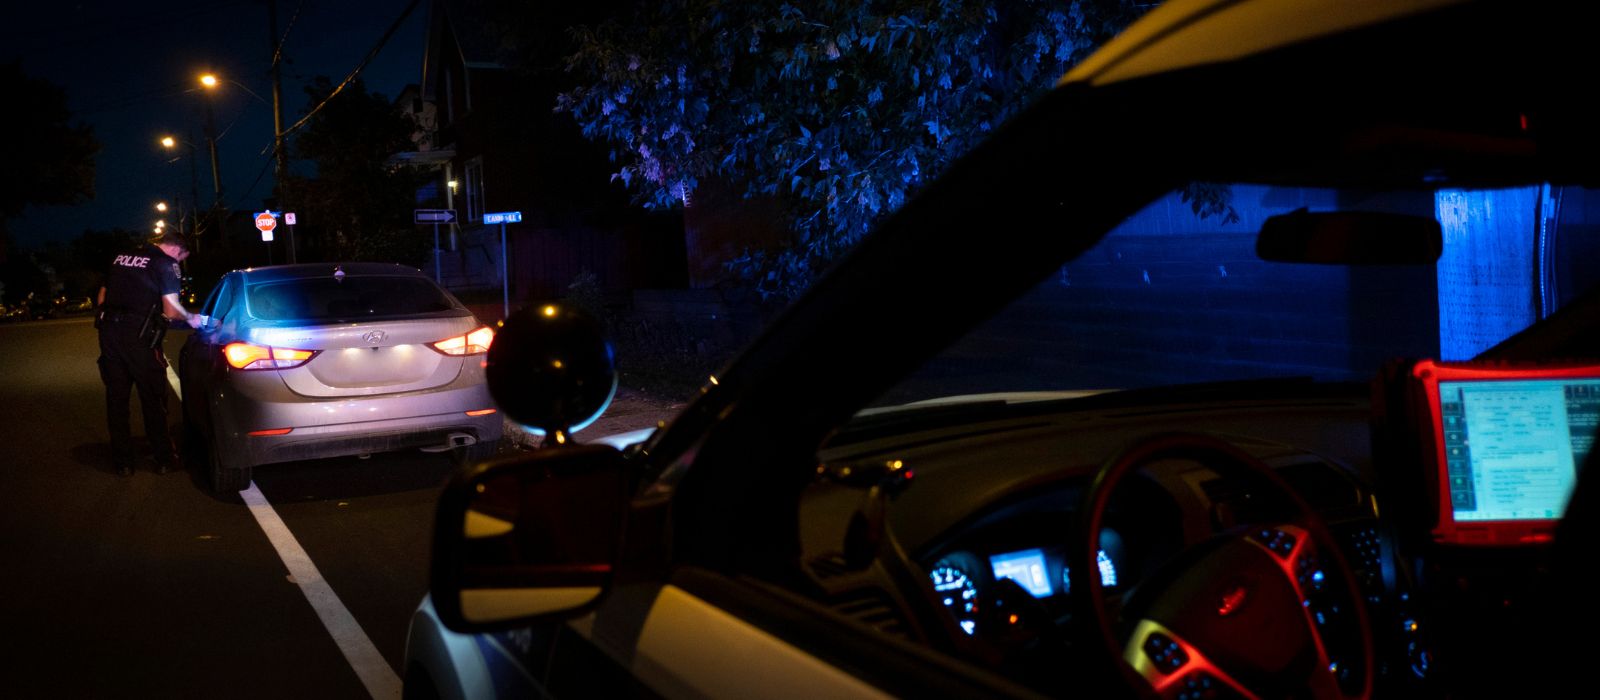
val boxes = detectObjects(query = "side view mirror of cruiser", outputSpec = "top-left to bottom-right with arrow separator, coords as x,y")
431,444 -> 629,632
431,303 -> 628,632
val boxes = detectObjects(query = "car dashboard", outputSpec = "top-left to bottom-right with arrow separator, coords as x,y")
799,383 -> 1443,695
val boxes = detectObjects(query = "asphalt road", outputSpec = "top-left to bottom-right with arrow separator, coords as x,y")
0,316 -> 465,699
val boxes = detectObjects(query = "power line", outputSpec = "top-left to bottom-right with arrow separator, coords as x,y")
228,153 -> 278,213
272,0 -> 309,68
279,0 -> 422,139
75,80 -> 191,116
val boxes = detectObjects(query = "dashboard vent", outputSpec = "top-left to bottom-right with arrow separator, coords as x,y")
809,554 -> 852,580
806,554 -> 911,638
831,588 -> 909,638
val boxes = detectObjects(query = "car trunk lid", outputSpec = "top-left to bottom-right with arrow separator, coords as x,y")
246,317 -> 475,398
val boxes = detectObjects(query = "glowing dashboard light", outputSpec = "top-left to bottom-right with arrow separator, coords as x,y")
224,342 -> 315,370
248,428 -> 293,436
432,326 -> 495,355
1097,549 -> 1118,587
466,409 -> 497,416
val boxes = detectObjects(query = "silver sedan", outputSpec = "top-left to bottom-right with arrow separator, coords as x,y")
179,263 -> 502,492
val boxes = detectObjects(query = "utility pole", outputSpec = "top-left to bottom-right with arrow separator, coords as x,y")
203,93 -> 223,252
186,137 -> 201,242
268,0 -> 295,263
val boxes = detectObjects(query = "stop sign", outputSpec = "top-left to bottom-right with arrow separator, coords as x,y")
255,212 -> 277,232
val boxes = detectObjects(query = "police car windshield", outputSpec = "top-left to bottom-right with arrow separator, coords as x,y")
247,276 -> 459,322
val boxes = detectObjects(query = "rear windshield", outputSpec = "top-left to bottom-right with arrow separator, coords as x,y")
246,276 -> 460,321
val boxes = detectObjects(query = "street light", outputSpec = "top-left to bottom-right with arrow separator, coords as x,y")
196,73 -> 225,244
156,202 -> 168,213
160,135 -> 203,244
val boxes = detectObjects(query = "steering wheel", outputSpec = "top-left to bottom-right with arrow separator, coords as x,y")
1074,432 -> 1374,700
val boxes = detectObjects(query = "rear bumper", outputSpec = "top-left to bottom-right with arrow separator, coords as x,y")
211,372 -> 502,468
239,410 -> 503,466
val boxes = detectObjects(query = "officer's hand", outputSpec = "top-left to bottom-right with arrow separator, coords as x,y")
187,315 -> 203,329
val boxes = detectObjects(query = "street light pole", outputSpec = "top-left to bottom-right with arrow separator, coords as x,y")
162,135 -> 205,248
200,74 -> 225,248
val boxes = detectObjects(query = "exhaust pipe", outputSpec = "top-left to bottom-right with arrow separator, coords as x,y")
420,432 -> 478,453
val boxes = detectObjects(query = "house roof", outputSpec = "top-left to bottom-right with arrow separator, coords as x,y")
420,0 -> 510,103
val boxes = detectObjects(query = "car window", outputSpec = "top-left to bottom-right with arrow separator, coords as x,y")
204,276 -> 237,322
199,276 -> 229,319
246,275 -> 460,321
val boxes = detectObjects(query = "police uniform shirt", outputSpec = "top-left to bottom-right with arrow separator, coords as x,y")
103,243 -> 181,316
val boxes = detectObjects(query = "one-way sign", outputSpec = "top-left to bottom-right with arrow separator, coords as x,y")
414,208 -> 456,223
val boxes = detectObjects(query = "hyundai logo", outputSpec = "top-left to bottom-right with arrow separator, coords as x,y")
362,330 -> 387,345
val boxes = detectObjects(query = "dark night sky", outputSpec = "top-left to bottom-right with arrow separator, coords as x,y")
2,0 -> 428,249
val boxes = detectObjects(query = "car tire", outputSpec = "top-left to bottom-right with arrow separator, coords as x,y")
209,432 -> 252,493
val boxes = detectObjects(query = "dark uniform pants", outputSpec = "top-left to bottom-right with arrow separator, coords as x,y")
98,317 -> 175,466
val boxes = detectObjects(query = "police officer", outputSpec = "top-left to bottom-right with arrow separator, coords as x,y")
96,229 -> 200,476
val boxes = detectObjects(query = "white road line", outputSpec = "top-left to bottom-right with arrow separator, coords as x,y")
241,484 -> 403,699
165,363 -> 403,700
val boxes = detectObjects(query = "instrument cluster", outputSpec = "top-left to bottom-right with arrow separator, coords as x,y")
926,529 -> 1125,636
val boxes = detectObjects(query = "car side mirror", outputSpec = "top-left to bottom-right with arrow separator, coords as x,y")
430,444 -> 629,632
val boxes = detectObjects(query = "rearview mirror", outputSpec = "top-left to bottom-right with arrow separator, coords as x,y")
430,444 -> 629,632
1257,208 -> 1442,264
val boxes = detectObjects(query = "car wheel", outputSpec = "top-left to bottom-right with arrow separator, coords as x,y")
182,419 -> 206,470
209,432 -> 252,493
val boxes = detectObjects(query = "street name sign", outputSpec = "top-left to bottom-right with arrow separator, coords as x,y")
483,211 -> 522,225
415,209 -> 457,224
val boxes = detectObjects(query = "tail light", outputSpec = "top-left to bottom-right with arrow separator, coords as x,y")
224,342 -> 317,370
432,326 -> 495,355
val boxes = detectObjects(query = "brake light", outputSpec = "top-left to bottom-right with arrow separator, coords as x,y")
466,408 -> 497,417
432,326 -> 495,355
224,342 -> 317,370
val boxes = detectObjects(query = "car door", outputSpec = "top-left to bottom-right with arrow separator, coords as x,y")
181,274 -> 237,431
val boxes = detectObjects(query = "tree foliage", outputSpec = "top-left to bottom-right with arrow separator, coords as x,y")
0,62 -> 99,225
281,77 -> 429,265
558,0 -> 1146,299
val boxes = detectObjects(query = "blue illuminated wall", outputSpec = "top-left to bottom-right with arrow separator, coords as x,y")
1435,188 -> 1539,360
